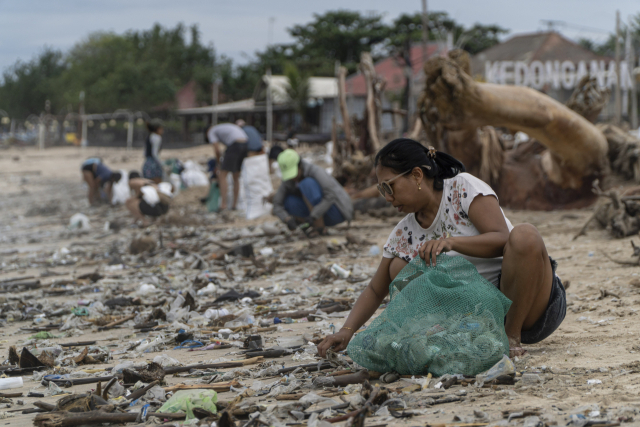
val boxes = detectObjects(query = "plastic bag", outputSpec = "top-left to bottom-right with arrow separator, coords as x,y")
347,254 -> 511,376
181,161 -> 209,187
240,154 -> 273,220
158,390 -> 217,421
141,186 -> 160,206
111,169 -> 129,205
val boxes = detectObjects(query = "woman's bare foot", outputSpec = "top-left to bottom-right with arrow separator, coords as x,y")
508,336 -> 527,357
509,347 -> 528,358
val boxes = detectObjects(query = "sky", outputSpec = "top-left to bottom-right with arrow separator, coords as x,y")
0,0 -> 638,73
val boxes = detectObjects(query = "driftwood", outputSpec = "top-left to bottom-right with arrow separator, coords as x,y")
163,380 -> 240,393
418,50 -> 609,210
312,370 -> 371,388
162,355 -> 263,374
97,314 -> 136,331
566,75 -> 611,123
34,411 -> 138,427
325,381 -> 382,424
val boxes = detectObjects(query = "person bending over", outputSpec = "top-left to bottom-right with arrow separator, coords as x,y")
125,177 -> 172,225
81,158 -> 121,205
272,149 -> 353,237
317,138 -> 566,357
205,123 -> 248,210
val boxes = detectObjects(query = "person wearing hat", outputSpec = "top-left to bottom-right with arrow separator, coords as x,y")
272,149 -> 353,236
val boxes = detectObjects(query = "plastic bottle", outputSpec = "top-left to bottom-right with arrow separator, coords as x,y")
204,308 -> 229,319
330,264 -> 350,279
0,377 -> 23,390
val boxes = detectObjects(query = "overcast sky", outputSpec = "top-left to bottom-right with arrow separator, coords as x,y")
1,0 -> 638,73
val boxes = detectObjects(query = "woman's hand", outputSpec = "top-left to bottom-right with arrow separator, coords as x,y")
419,238 -> 454,266
317,328 -> 354,357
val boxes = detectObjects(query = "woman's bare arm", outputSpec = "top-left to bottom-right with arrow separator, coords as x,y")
317,257 -> 393,357
419,195 -> 510,264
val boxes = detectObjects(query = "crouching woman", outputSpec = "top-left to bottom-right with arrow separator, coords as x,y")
317,138 -> 566,357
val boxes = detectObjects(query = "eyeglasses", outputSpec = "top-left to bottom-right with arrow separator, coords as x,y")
377,170 -> 411,197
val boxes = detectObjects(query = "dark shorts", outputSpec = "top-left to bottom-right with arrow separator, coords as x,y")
139,200 -> 169,217
499,257 -> 566,345
82,164 -> 96,177
221,142 -> 248,173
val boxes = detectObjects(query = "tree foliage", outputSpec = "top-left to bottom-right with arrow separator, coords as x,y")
0,48 -> 66,119
0,12 -> 509,120
284,62 -> 310,122
0,23 -> 216,119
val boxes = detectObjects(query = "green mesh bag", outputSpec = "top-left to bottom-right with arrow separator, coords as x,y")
347,254 -> 512,376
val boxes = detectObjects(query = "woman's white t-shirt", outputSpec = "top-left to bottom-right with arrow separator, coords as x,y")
382,173 -> 513,286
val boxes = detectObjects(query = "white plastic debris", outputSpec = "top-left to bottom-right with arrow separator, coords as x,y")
69,213 -> 90,230
330,263 -> 350,279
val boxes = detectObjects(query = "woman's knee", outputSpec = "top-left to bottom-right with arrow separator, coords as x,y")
504,223 -> 544,257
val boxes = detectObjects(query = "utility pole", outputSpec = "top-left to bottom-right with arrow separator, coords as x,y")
421,0 -> 429,62
38,115 -> 45,151
627,25 -> 638,129
266,68 -> 273,144
79,91 -> 87,147
615,10 -> 622,124
127,114 -> 134,151
334,60 -> 341,127
211,76 -> 220,126
266,17 -> 275,143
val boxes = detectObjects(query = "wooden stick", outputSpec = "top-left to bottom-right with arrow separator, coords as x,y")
47,376 -> 115,387
0,392 -> 22,398
163,380 -> 239,393
573,206 -> 605,240
33,401 -> 56,412
97,314 -> 136,331
122,380 -> 160,404
275,391 -> 340,401
325,383 -> 379,423
162,356 -> 263,375
34,411 -> 138,427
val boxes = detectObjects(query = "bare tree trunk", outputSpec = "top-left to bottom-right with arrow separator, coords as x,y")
338,66 -> 353,155
421,55 -> 608,190
360,52 -> 382,153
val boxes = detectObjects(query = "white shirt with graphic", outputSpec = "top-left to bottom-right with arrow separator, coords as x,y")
382,173 -> 514,286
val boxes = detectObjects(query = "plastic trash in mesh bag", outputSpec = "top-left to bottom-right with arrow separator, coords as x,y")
347,254 -> 512,376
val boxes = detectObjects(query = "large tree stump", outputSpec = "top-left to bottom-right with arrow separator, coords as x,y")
419,51 -> 609,209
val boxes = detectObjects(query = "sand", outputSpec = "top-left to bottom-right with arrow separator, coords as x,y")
1,144 -> 640,426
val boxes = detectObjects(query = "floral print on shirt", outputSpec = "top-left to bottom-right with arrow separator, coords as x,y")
383,176 -> 475,263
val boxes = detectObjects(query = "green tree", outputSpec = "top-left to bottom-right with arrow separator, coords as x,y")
459,24 -> 509,54
284,62 -> 310,128
0,47 -> 65,118
288,10 -> 389,75
0,23 -> 217,119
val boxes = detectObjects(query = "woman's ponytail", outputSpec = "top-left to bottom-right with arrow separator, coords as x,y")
374,138 -> 465,190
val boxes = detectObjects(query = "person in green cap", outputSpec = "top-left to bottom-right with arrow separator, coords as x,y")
272,149 -> 353,236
